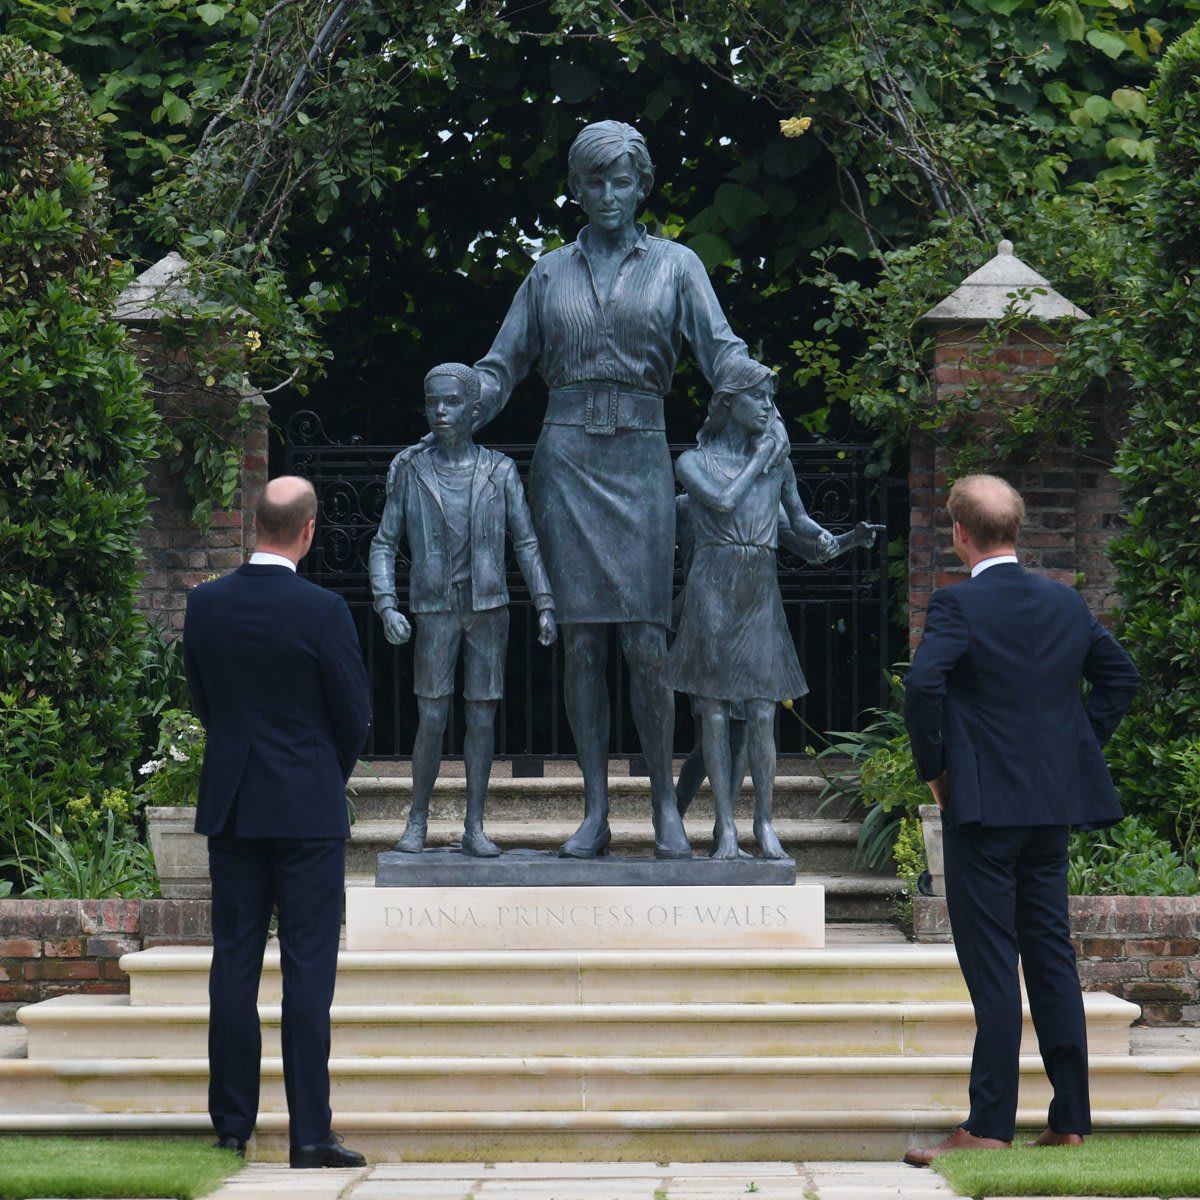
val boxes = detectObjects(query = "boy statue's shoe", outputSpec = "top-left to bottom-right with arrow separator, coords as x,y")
903,1126 -> 1011,1167
213,1135 -> 245,1157
461,828 -> 501,857
290,1133 -> 366,1169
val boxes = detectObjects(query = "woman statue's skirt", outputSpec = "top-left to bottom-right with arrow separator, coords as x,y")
529,423 -> 674,627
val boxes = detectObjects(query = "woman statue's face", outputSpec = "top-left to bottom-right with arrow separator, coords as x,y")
728,384 -> 774,434
576,151 -> 642,234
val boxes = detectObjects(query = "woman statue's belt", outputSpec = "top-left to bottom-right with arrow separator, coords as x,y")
546,384 -> 665,436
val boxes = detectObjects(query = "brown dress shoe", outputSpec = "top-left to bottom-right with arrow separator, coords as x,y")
903,1126 -> 1012,1167
1025,1127 -> 1085,1148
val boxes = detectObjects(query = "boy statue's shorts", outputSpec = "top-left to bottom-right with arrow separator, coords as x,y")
413,581 -> 509,702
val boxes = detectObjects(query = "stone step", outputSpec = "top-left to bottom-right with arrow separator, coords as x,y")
3,1049 -> 1194,1121
121,946 -> 953,1008
2,1105 -> 1198,1163
18,993 -> 1138,1061
347,819 -> 864,876
347,775 -> 853,823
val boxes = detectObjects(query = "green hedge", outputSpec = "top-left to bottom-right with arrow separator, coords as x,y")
0,37 -> 159,886
1107,24 -> 1200,857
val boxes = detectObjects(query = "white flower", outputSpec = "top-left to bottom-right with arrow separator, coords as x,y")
168,745 -> 190,763
139,758 -> 165,776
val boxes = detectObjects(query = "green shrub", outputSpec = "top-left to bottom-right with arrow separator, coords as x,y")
0,691 -> 101,887
137,709 -> 204,808
22,811 -> 159,900
0,35 -> 159,892
1070,817 -> 1200,897
812,673 -> 926,869
1106,24 -> 1200,839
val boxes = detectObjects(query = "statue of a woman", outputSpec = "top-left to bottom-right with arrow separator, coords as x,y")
392,120 -> 782,859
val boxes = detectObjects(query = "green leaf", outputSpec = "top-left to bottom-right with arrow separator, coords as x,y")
1086,28 -> 1128,59
161,91 -> 191,125
684,233 -> 734,271
986,0 -> 1025,13
196,3 -> 227,26
713,183 -> 769,229
1083,94 -> 1111,122
1111,87 -> 1147,117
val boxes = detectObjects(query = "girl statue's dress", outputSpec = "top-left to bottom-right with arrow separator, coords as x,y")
665,449 -> 808,705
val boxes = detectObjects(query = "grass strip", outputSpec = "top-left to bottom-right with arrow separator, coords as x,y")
0,1136 -> 241,1200
934,1134 -> 1200,1198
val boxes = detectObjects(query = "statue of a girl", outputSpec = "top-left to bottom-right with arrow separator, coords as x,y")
665,361 -> 842,859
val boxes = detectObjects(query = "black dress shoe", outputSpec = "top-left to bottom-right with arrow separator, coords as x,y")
213,1135 -> 245,1157
289,1132 -> 367,1169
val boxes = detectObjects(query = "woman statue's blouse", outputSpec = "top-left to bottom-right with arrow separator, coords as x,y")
474,224 -> 752,423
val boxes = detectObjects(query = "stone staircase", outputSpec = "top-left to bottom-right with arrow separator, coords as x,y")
345,772 -> 904,921
3,944 -> 1198,1161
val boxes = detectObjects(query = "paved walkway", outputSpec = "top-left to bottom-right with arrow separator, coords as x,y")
207,1161 -> 960,1200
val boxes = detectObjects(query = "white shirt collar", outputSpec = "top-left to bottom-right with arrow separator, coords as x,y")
971,554 -> 1019,578
248,551 -> 297,572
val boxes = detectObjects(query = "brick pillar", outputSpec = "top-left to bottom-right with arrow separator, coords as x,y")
117,254 -> 270,633
908,242 -> 1123,650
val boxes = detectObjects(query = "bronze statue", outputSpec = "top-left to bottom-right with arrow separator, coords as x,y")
389,120 -> 786,860
369,363 -> 556,857
666,362 -> 877,859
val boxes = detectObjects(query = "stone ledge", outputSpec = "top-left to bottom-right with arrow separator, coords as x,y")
914,895 -> 1200,1025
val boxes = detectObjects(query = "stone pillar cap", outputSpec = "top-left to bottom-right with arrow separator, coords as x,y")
920,238 -> 1090,324
114,251 -> 200,326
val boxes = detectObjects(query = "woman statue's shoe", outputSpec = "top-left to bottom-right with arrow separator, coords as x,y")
461,827 -> 502,857
559,822 -> 612,859
653,804 -> 693,859
393,817 -> 427,854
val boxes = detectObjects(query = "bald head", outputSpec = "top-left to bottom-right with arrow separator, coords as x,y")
254,475 -> 317,555
947,474 -> 1024,558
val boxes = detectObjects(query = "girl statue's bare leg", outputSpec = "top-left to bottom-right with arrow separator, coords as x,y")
747,698 -> 788,859
694,696 -> 739,859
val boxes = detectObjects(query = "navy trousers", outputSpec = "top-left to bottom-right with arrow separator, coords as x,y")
942,823 -> 1091,1142
207,836 -> 345,1148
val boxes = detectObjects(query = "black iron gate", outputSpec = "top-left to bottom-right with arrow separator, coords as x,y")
285,411 -> 899,764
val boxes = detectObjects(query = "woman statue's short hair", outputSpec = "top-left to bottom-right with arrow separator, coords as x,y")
567,120 -> 654,201
425,362 -> 481,405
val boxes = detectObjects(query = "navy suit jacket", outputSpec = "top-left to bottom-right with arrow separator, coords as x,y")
905,563 -> 1140,831
183,564 -> 372,839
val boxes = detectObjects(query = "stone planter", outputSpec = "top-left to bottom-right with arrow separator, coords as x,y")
918,803 -> 945,897
146,807 -> 210,899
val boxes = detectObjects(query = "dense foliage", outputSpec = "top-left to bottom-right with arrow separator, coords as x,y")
10,1 -> 1200,464
1103,25 -> 1200,848
0,36 -> 158,889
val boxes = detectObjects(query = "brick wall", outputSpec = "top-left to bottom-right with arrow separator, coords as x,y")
127,329 -> 269,633
908,324 -> 1123,650
0,899 -> 212,1022
914,895 -> 1200,1025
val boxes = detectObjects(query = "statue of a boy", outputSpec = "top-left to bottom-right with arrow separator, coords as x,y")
368,363 -> 557,857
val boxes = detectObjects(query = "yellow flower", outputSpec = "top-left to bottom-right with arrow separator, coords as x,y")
245,329 -> 262,352
779,116 -> 813,138
781,698 -> 794,709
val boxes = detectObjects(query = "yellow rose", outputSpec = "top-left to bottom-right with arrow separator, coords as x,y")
779,116 -> 813,138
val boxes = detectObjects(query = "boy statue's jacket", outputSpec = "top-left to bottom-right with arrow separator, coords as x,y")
369,446 -> 554,615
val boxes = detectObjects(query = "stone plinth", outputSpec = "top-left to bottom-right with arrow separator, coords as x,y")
346,884 -> 825,951
375,847 -> 796,888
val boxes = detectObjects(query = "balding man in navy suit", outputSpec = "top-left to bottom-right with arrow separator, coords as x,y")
184,476 -> 371,1168
902,474 -> 1140,1166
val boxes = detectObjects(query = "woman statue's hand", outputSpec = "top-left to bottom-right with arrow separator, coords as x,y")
386,434 -> 435,492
